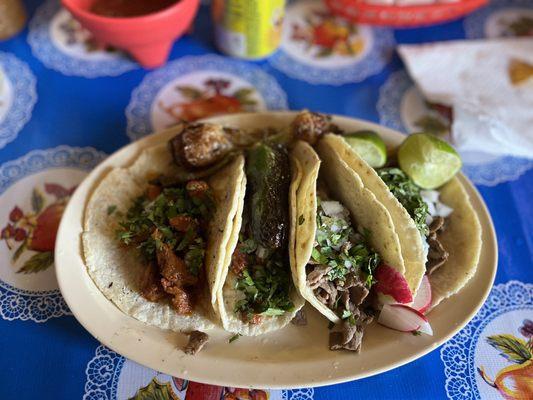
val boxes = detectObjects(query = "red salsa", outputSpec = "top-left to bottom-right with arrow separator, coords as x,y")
90,0 -> 179,18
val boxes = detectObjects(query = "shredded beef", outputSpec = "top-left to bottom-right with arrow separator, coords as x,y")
307,265 -> 374,352
153,230 -> 198,314
140,261 -> 166,302
329,310 -> 373,352
426,216 -> 449,275
348,284 -> 369,307
316,281 -> 338,309
161,281 -> 194,314
307,265 -> 331,290
184,331 -> 209,355
429,216 -> 445,233
155,233 -> 197,287
291,309 -> 308,326
230,245 -> 248,276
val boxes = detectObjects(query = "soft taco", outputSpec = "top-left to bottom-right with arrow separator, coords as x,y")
322,133 -> 482,310
82,139 -> 245,333
215,142 -> 305,336
290,140 -> 408,351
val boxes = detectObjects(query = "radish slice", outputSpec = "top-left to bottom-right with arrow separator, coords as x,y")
374,264 -> 413,304
411,275 -> 432,314
378,304 -> 433,336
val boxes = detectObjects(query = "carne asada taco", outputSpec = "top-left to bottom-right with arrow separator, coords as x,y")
322,133 -> 482,309
82,141 -> 245,332
290,140 -> 407,351
215,142 -> 305,336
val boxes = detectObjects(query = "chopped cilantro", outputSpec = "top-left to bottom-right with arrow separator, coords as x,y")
313,197 -> 380,287
115,184 -> 214,276
341,309 -> 352,319
240,238 -> 257,254
234,254 -> 294,320
107,205 -> 117,216
377,168 -> 429,236
298,215 -> 305,225
262,308 -> 286,316
412,330 -> 422,336
229,334 -> 241,343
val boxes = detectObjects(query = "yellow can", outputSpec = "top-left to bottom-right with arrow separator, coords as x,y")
212,0 -> 286,60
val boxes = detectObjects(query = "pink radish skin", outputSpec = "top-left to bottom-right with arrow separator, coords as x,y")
374,264 -> 413,304
411,275 -> 432,314
378,303 -> 433,336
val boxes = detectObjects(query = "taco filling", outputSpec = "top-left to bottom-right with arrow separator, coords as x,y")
229,143 -> 295,324
116,179 -> 214,314
307,189 -> 380,351
377,168 -> 453,276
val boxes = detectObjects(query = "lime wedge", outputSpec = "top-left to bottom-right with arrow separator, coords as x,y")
398,133 -> 462,189
343,130 -> 387,168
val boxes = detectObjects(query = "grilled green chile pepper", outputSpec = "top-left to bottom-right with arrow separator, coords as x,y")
246,143 -> 290,250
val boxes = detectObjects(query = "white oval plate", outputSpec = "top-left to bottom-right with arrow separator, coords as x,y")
55,112 -> 497,389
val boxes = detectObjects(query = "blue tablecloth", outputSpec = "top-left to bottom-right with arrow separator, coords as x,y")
0,0 -> 532,399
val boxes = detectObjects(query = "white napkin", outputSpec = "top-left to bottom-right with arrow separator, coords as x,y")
398,38 -> 533,159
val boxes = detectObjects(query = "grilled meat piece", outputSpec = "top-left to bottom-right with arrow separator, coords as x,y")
168,123 -> 234,169
426,216 -> 449,275
155,236 -> 198,287
140,261 -> 166,302
290,110 -> 331,145
184,331 -> 209,355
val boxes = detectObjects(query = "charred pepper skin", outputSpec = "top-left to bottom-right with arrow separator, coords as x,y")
246,143 -> 290,250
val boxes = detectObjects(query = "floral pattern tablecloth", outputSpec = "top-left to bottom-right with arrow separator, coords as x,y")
0,0 -> 531,399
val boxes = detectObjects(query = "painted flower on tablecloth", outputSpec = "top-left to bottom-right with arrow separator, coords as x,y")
58,15 -> 118,53
1,183 -> 75,274
158,78 -> 258,122
478,319 -> 533,399
290,10 -> 365,58
498,15 -> 533,37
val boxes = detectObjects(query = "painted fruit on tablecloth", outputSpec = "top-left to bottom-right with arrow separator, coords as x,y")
290,8 -> 364,58
1,183 -> 75,274
478,319 -> 533,399
158,78 -> 257,122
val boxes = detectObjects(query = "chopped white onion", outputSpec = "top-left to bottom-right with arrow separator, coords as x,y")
435,202 -> 453,218
420,190 -> 439,204
321,201 -> 344,217
256,246 -> 268,259
426,201 -> 436,217
421,189 -> 454,219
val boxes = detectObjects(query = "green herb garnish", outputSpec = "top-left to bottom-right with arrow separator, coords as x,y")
115,185 -> 214,276
229,334 -> 241,343
107,205 -> 117,216
298,215 -> 305,225
234,254 -> 294,321
313,198 -> 380,287
377,168 -> 429,236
